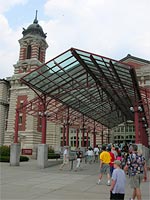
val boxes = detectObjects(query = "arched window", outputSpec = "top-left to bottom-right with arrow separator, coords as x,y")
26,45 -> 31,59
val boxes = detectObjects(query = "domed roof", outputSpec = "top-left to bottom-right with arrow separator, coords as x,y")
22,11 -> 46,38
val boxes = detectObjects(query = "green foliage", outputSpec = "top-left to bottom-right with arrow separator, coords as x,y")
0,145 -> 10,156
48,146 -> 55,153
0,146 -> 29,162
0,155 -> 29,162
20,156 -> 29,162
0,156 -> 10,162
48,153 -> 60,159
48,146 -> 60,159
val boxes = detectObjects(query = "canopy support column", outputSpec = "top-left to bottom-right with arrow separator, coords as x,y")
134,104 -> 140,144
101,126 -> 104,145
93,121 -> 96,148
41,95 -> 47,144
81,116 -> 85,147
62,123 -> 66,146
14,110 -> 19,143
42,114 -> 47,144
76,128 -> 79,148
66,107 -> 70,146
86,130 -> 89,148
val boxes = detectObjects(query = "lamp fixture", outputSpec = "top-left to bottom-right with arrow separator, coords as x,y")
130,106 -> 134,112
138,106 -> 142,112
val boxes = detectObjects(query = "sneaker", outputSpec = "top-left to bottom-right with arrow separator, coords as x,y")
97,180 -> 101,185
107,180 -> 110,186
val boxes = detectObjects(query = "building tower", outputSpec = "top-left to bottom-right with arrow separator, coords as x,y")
0,79 -> 10,145
4,12 -> 48,157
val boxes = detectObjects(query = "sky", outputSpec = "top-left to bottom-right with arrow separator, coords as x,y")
0,0 -> 150,79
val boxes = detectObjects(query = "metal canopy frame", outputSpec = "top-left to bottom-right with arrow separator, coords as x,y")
20,48 -> 149,129
17,94 -> 106,134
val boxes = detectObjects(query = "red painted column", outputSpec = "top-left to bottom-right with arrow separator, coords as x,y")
66,122 -> 69,146
145,129 -> 148,147
14,110 -> 19,143
143,128 -> 146,146
41,114 -> 47,144
93,133 -> 96,148
62,124 -> 66,146
134,104 -> 140,144
139,120 -> 143,144
101,126 -> 104,144
81,126 -> 85,147
66,108 -> 70,146
41,95 -> 47,144
107,129 -> 110,144
142,125 -> 148,147
93,122 -> 96,148
86,130 -> 89,148
76,128 -> 79,148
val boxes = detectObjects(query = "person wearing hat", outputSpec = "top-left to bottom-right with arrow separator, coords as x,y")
110,160 -> 126,200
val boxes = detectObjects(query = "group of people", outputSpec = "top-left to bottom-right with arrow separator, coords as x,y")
97,144 -> 147,200
59,147 -> 83,171
59,144 -> 148,200
85,145 -> 100,164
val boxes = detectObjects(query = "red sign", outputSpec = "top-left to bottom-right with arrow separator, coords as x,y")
22,149 -> 32,155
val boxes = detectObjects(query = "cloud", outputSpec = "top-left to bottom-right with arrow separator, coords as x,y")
0,0 -> 150,78
43,0 -> 150,60
0,0 -> 27,13
0,14 -> 21,78
0,0 -> 26,78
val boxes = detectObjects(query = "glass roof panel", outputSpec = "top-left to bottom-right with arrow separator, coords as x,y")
21,48 -> 145,128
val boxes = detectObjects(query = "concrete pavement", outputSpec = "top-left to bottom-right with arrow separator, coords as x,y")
0,159 -> 150,200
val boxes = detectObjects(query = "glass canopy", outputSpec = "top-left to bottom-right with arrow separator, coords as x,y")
21,48 -> 148,129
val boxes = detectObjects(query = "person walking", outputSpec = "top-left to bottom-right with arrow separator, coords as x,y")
108,147 -> 115,176
124,144 -> 147,200
59,146 -> 69,170
87,147 -> 94,164
97,145 -> 111,186
94,145 -> 100,163
110,160 -> 126,200
75,148 -> 82,171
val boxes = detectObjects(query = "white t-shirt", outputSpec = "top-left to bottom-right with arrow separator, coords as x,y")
87,149 -> 94,156
63,149 -> 68,158
94,147 -> 99,155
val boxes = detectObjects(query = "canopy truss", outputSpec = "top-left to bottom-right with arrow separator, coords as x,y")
17,94 -> 106,133
21,48 -> 149,129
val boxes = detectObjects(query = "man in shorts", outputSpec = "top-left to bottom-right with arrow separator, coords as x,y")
124,144 -> 147,200
97,145 -> 111,186
59,147 -> 69,170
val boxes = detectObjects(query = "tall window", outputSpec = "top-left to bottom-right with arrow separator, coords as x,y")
38,47 -> 41,60
26,45 -> 31,59
19,114 -> 23,124
70,136 -> 79,147
60,136 -> 66,146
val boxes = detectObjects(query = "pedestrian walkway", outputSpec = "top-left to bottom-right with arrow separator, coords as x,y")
0,159 -> 150,200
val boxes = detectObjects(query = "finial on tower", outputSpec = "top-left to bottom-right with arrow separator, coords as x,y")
33,10 -> 38,24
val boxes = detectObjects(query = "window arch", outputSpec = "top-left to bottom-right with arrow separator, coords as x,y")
26,45 -> 31,59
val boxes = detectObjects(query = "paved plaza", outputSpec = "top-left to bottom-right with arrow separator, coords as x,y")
0,159 -> 150,200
